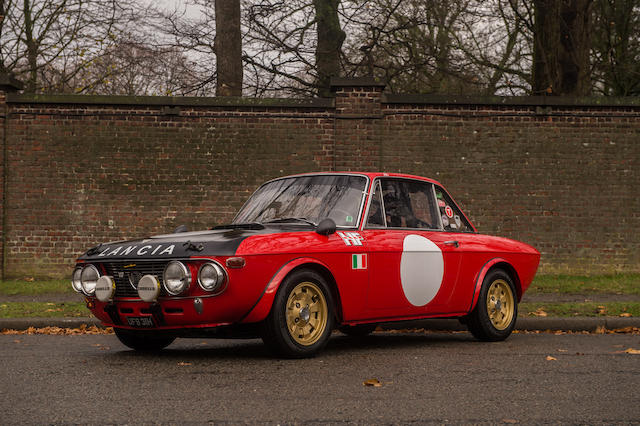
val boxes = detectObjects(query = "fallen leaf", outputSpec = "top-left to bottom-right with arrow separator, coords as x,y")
177,362 -> 192,366
597,306 -> 607,315
619,313 -> 632,317
595,325 -> 606,334
546,356 -> 557,361
363,378 -> 382,387
624,348 -> 640,355
24,277 -> 34,282
557,349 -> 568,352
531,309 -> 547,317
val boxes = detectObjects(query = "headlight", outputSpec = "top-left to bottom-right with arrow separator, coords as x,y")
80,264 -> 100,296
71,267 -> 83,293
163,261 -> 191,295
198,262 -> 227,294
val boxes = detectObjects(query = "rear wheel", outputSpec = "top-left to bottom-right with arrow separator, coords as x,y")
114,328 -> 175,351
261,269 -> 335,358
466,269 -> 517,341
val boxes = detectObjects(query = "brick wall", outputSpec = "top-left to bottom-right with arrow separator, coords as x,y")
0,76 -> 638,277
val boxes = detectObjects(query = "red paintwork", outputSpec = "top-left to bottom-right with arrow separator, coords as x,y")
79,172 -> 540,332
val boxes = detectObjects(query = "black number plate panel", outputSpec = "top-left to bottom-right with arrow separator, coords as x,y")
126,316 -> 155,328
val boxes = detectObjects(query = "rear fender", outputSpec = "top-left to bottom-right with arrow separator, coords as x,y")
469,258 -> 522,312
239,257 -> 333,324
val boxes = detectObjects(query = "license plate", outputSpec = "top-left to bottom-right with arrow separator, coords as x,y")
126,316 -> 155,328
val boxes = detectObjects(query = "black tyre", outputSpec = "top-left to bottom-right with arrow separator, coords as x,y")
339,324 -> 377,337
261,269 -> 335,358
114,328 -> 175,351
466,269 -> 518,341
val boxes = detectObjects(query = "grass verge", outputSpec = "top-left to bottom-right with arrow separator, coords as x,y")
0,279 -> 70,296
0,302 -> 88,318
519,302 -> 640,317
528,274 -> 640,295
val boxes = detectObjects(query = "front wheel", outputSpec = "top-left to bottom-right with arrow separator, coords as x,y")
114,328 -> 175,351
466,269 -> 517,341
261,269 -> 335,358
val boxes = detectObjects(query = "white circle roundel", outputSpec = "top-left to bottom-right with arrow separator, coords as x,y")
400,234 -> 444,307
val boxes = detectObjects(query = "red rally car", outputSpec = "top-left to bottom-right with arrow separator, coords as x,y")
72,172 -> 540,357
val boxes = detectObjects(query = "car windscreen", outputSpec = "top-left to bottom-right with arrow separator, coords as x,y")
233,175 -> 368,227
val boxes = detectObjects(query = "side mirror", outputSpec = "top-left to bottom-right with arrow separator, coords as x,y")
316,218 -> 336,236
174,224 -> 188,233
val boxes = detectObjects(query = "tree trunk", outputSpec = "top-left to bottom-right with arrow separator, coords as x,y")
533,0 -> 593,96
215,0 -> 242,96
23,0 -> 38,92
313,0 -> 345,97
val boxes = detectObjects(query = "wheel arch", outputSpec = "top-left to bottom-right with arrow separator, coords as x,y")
289,262 -> 343,323
469,258 -> 523,312
239,257 -> 342,324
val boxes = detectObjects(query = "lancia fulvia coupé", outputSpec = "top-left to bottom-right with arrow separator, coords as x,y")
72,172 -> 540,357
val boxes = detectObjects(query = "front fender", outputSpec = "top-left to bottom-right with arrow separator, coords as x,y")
239,257 -> 332,324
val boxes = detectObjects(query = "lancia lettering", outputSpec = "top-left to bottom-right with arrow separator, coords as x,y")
96,244 -> 176,257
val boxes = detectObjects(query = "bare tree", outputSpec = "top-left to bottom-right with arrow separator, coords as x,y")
532,0 -> 594,95
592,0 -> 640,96
242,0 -> 318,96
314,0 -> 345,96
454,0 -> 533,95
215,0 -> 243,96
0,0 -> 141,93
50,38 -> 202,96
341,0 -> 482,94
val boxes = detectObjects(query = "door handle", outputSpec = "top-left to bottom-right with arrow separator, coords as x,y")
444,240 -> 460,248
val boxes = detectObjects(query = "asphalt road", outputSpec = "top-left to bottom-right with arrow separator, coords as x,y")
1,331 -> 639,424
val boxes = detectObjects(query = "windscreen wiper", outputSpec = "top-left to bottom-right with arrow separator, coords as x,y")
264,217 -> 317,226
211,222 -> 265,230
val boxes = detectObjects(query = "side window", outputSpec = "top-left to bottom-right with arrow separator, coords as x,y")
434,186 -> 473,232
368,179 -> 438,229
365,181 -> 385,227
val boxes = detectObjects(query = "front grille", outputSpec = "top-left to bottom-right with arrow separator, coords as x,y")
102,261 -> 167,298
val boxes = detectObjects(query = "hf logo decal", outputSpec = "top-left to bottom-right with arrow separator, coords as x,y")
337,231 -> 364,246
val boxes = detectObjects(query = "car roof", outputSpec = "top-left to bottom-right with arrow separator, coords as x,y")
279,171 -> 444,187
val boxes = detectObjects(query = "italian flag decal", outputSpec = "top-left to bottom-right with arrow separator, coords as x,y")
352,254 -> 367,270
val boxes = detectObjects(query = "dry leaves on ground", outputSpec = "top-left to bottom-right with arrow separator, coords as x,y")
1,325 -> 113,335
530,309 -> 548,317
624,348 -> 640,354
363,378 -> 382,387
546,355 -> 557,361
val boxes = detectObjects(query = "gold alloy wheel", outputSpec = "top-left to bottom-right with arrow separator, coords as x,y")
486,279 -> 515,330
285,281 -> 328,346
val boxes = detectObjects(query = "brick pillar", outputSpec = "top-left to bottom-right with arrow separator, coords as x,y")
330,77 -> 385,171
0,75 -> 23,279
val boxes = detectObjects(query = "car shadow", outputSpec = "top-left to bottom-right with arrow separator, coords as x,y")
105,330 -> 477,361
